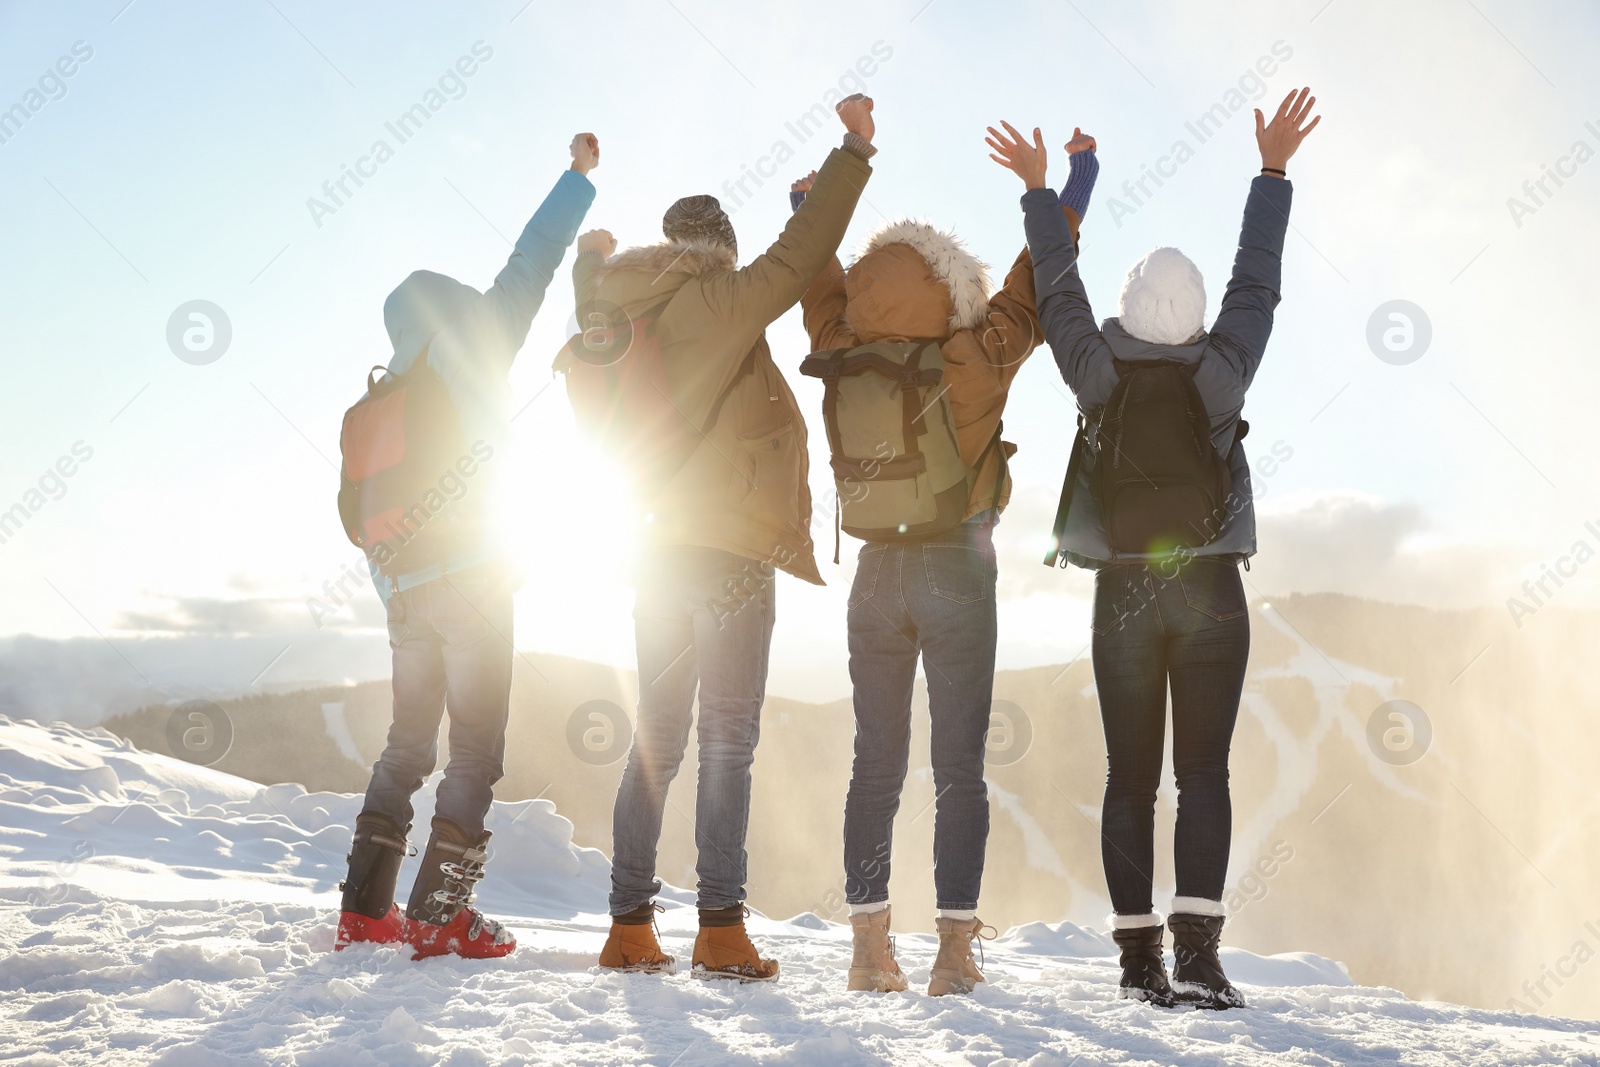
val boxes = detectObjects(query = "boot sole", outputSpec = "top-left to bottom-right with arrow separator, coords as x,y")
1171,980 -> 1246,1010
690,964 -> 779,983
847,967 -> 908,993
1118,985 -> 1177,1008
600,961 -> 678,976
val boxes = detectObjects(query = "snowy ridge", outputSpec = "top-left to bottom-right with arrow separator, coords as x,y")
1,717 -> 1597,1065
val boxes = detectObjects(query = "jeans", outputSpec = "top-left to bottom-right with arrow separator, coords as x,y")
1091,556 -> 1249,916
842,522 -> 998,912
609,546 -> 776,915
362,565 -> 514,837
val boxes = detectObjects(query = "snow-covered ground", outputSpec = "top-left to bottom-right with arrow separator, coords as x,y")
1,717 -> 1595,1066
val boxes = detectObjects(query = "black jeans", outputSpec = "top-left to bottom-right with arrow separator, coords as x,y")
1090,557 -> 1249,916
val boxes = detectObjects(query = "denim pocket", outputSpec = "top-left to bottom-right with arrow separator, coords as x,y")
1178,558 -> 1247,621
385,589 -> 411,645
1091,567 -> 1132,636
849,543 -> 887,608
923,543 -> 991,604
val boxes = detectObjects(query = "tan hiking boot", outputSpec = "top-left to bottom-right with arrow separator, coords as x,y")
599,908 -> 676,974
691,913 -> 779,983
928,916 -> 996,996
847,906 -> 909,993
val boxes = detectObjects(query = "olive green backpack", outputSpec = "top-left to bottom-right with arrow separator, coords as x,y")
801,340 -> 1002,560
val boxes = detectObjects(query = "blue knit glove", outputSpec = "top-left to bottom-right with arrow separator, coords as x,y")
1059,149 -> 1099,219
790,188 -> 807,212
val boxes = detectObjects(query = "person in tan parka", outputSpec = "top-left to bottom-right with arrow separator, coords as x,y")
792,123 -> 1097,996
580,95 -> 878,982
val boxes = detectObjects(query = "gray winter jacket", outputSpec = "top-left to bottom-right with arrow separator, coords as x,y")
1023,175 -> 1293,568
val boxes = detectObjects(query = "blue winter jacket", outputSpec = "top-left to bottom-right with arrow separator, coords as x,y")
1023,175 -> 1292,568
371,168 -> 595,597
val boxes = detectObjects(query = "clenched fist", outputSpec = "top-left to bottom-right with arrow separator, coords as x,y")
835,94 -> 874,143
577,228 -> 616,258
570,133 -> 600,175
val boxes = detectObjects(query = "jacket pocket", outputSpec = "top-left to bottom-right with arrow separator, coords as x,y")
1178,557 -> 1246,622
923,543 -> 993,604
848,543 -> 887,608
729,422 -> 796,505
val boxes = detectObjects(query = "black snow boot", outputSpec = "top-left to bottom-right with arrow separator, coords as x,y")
1111,923 -> 1176,1007
339,812 -> 410,919
1169,913 -> 1247,1009
406,817 -> 491,926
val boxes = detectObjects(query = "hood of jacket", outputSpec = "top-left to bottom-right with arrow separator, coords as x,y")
587,240 -> 736,316
383,270 -> 483,366
1099,316 -> 1209,365
842,220 -> 991,342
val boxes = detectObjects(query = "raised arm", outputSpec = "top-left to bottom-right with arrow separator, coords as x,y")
976,129 -> 1098,382
698,96 -> 876,330
988,120 -> 1117,401
790,170 -> 859,352
478,133 -> 600,368
1207,87 -> 1319,387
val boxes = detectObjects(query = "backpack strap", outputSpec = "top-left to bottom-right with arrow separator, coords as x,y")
971,420 -> 1007,515
1044,413 -> 1087,569
898,342 -> 937,456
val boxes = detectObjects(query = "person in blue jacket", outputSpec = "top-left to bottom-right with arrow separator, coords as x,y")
1001,88 -> 1320,1008
336,133 -> 601,960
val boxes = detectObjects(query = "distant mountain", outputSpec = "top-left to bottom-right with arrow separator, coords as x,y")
98,593 -> 1600,1020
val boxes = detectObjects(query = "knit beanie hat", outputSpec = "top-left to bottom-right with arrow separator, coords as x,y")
1117,247 -> 1207,345
663,195 -> 737,257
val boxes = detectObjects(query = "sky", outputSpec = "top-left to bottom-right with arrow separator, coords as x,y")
1,0 -> 1598,702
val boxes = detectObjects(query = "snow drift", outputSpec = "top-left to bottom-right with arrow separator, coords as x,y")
0,716 -> 1595,1065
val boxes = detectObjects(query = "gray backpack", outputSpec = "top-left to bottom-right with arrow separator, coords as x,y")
801,341 -> 1001,559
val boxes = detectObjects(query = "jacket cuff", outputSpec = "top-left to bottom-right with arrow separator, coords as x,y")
842,131 -> 877,159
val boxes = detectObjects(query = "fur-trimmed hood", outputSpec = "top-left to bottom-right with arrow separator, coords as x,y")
845,219 -> 992,338
590,240 -> 736,284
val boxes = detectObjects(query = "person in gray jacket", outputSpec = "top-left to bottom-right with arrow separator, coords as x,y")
1006,87 -> 1320,1008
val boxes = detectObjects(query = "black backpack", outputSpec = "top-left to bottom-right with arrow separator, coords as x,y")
1045,359 -> 1243,566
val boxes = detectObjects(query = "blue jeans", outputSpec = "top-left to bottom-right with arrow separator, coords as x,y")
1091,557 -> 1249,915
609,546 -> 776,915
362,565 -> 514,837
842,523 -> 998,912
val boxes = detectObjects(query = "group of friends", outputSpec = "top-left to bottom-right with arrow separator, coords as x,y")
330,86 -> 1322,1011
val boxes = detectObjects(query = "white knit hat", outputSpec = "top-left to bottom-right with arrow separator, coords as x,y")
1117,247 -> 1206,345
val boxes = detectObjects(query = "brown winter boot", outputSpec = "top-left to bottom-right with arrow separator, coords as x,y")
599,903 -> 676,975
928,916 -> 995,996
847,906 -> 909,993
691,905 -> 779,982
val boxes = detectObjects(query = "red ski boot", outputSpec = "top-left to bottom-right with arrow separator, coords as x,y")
336,904 -> 413,949
335,813 -> 412,952
405,818 -> 517,961
410,906 -> 516,960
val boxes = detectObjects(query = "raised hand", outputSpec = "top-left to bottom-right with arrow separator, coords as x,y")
1064,127 -> 1097,155
570,132 -> 600,175
577,228 -> 616,258
1255,88 -> 1320,172
836,94 -> 875,143
791,170 -> 818,194
986,121 -> 1048,190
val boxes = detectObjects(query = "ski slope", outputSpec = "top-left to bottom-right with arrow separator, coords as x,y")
1,716 -> 1595,1066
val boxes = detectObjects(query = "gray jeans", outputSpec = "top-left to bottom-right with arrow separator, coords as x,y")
362,566 -> 514,837
609,546 -> 776,915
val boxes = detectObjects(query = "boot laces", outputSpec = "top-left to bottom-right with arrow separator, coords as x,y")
970,923 -> 997,969
650,902 -> 667,958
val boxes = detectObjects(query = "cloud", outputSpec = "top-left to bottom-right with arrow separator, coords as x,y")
116,597 -> 307,636
1248,492 -> 1519,609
